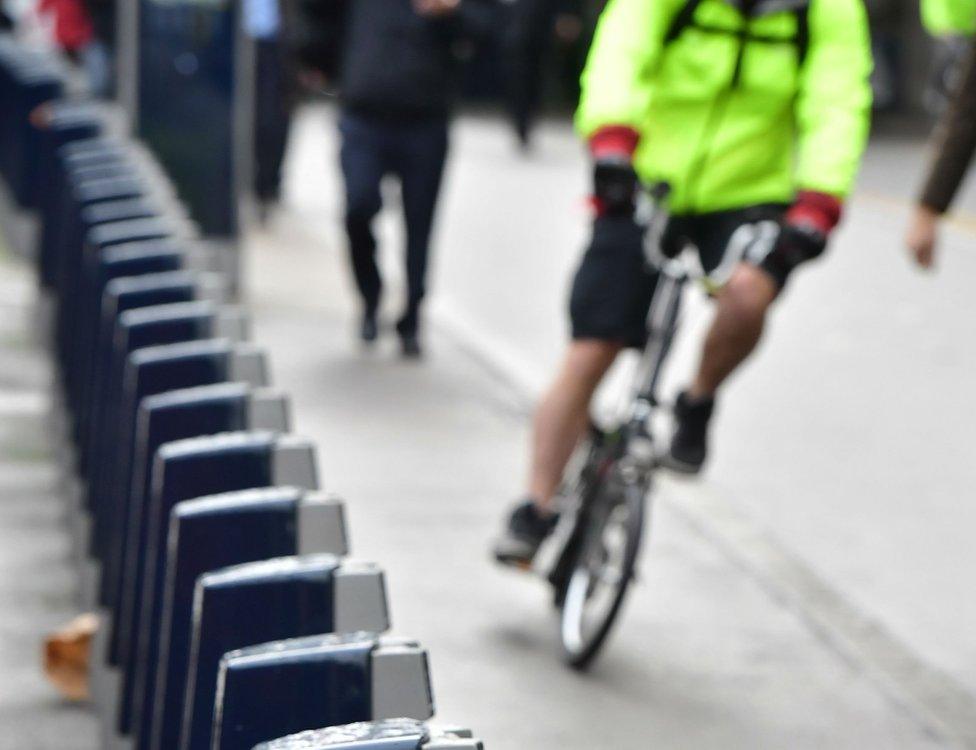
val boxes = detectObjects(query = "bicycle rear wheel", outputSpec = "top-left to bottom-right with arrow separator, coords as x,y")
559,473 -> 646,669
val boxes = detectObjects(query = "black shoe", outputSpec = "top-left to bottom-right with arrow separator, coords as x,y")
663,391 -> 715,475
492,500 -> 558,569
395,314 -> 421,359
360,312 -> 378,344
515,121 -> 532,152
399,333 -> 422,359
255,188 -> 280,225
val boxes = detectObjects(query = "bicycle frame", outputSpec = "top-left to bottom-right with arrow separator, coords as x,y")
629,268 -> 687,438
544,188 -> 689,591
544,184 -> 755,665
622,187 -> 694,467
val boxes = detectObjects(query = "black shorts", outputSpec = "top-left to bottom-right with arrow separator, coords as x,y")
569,205 -> 787,347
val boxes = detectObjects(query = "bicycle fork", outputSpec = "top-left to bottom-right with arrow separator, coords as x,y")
626,270 -> 687,472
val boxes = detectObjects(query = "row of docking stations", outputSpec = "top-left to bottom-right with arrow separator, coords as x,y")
0,34 -> 484,750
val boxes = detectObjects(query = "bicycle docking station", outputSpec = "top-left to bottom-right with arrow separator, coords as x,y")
0,31 -> 486,750
252,719 -> 484,750
213,634 -> 433,750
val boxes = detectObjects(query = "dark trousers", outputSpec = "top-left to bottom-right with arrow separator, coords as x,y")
339,111 -> 449,332
254,38 -> 292,201
503,0 -> 561,140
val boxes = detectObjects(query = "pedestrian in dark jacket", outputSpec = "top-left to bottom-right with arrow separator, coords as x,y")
906,41 -> 976,268
303,0 -> 497,357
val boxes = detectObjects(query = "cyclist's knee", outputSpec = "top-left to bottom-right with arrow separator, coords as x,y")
566,338 -> 622,386
720,266 -> 777,326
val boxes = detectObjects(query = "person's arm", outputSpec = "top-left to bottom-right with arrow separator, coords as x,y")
794,0 -> 873,205
573,0 -> 679,215
286,0 -> 348,80
907,45 -> 976,269
573,0 -> 675,143
769,0 -> 872,273
920,45 -> 976,215
759,0 -> 871,282
414,0 -> 498,41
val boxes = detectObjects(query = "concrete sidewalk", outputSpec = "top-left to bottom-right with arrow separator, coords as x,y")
244,107 -> 972,748
0,241 -> 98,749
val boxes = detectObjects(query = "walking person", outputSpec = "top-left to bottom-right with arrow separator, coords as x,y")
906,39 -> 976,268
301,0 -> 497,357
502,0 -> 585,149
245,0 -> 293,219
503,0 -> 560,148
80,0 -> 113,96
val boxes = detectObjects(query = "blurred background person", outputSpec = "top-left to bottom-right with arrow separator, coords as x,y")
34,0 -> 110,95
37,0 -> 89,65
865,0 -> 906,110
502,0 -> 584,148
80,0 -> 112,96
906,36 -> 975,268
297,0 -> 498,358
920,0 -> 974,113
246,0 -> 294,220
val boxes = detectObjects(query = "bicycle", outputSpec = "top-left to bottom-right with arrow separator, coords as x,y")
534,182 -> 715,669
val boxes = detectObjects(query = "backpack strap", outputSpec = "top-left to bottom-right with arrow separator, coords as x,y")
663,0 -> 812,68
664,0 -> 705,45
794,4 -> 810,67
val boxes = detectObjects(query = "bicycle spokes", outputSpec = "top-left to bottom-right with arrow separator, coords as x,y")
560,491 -> 643,668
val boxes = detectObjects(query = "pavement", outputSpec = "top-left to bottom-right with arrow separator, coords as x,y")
0,233 -> 99,748
1,105 -> 974,749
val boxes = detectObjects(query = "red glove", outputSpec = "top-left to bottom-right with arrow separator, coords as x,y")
786,190 -> 843,236
588,125 -> 641,161
588,126 -> 641,217
766,191 -> 844,283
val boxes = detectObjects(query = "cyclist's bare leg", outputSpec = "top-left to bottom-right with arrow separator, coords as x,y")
528,339 -> 622,511
689,263 -> 778,398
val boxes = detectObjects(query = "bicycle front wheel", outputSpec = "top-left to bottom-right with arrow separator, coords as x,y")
559,476 -> 646,669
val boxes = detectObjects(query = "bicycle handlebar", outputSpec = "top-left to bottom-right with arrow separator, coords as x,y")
640,181 -> 764,294
639,181 -> 700,282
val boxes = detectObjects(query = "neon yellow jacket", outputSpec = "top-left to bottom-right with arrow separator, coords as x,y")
575,0 -> 873,214
921,0 -> 976,35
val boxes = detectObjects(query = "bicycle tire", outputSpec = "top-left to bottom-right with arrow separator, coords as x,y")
546,429 -> 613,608
558,475 -> 646,669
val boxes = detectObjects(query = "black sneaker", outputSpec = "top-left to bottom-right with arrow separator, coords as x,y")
399,331 -> 422,359
492,500 -> 558,569
360,312 -> 378,344
395,315 -> 422,359
663,391 -> 715,475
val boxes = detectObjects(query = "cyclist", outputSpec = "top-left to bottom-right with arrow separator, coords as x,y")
494,0 -> 873,565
